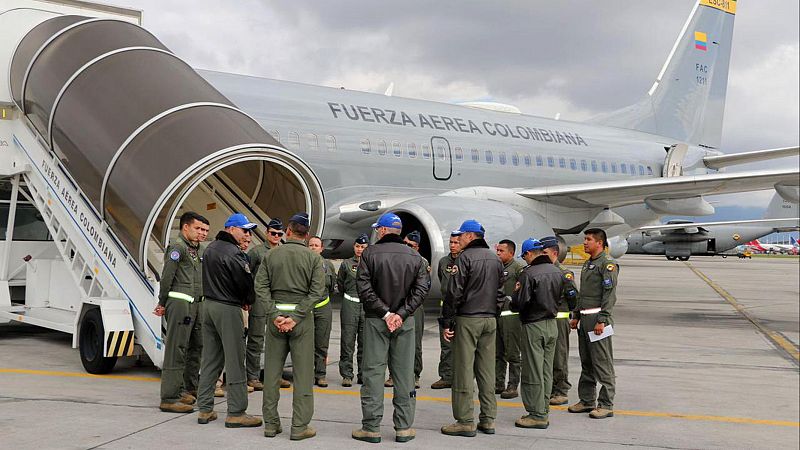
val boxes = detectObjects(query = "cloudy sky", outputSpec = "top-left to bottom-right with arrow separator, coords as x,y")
120,0 -> 798,208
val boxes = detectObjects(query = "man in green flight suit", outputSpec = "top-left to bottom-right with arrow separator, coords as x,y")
155,212 -> 209,413
258,213 -> 324,441
338,234 -> 369,387
539,236 -> 579,406
568,228 -> 618,420
494,239 -> 524,399
307,235 -> 336,387
431,232 -> 460,390
246,218 -> 287,391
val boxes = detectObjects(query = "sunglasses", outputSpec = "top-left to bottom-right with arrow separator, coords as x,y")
269,231 -> 284,237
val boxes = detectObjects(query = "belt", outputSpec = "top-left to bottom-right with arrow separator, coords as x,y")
556,312 -> 571,319
580,307 -> 601,315
344,293 -> 360,303
276,304 -> 297,312
168,291 -> 194,303
499,310 -> 519,317
315,296 -> 330,308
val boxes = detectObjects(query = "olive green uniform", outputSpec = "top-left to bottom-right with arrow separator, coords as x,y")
436,254 -> 457,383
314,258 -> 336,379
257,240 -> 325,434
576,253 -> 618,410
159,235 -> 203,403
245,242 -> 273,381
338,257 -> 365,381
551,262 -> 579,399
412,257 -> 431,380
495,259 -> 524,391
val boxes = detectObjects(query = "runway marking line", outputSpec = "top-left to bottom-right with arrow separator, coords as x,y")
1,367 -> 798,428
685,262 -> 800,364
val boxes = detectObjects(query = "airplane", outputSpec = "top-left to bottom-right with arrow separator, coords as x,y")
2,0 -> 799,299
625,192 -> 799,260
748,238 -> 797,255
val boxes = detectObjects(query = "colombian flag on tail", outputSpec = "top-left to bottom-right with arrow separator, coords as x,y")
694,31 -> 707,51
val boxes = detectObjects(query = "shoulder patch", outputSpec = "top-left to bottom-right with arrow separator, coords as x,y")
606,263 -> 615,272
450,265 -> 459,275
169,250 -> 181,261
565,272 -> 574,280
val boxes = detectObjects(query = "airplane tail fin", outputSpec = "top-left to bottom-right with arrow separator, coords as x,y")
763,192 -> 799,219
591,0 -> 736,148
791,236 -> 799,247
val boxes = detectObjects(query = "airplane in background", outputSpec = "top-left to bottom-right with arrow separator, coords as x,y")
626,192 -> 799,260
746,237 -> 798,255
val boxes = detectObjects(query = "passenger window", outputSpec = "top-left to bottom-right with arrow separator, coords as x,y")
454,147 -> 464,161
422,144 -> 431,159
436,144 -> 446,160
377,140 -> 387,156
288,132 -> 300,151
591,160 -> 598,172
408,142 -> 417,158
392,141 -> 402,157
621,163 -> 628,174
485,150 -> 494,164
268,130 -> 280,143
547,156 -> 555,168
536,156 -> 544,167
580,160 -> 588,171
471,148 -> 479,163
306,133 -> 318,151
360,138 -> 371,155
601,161 -> 608,173
511,153 -> 520,166
524,154 -> 532,167
498,151 -> 507,165
326,135 -> 336,152
611,162 -> 617,173
558,157 -> 566,169
639,165 -> 646,175
629,164 -> 637,176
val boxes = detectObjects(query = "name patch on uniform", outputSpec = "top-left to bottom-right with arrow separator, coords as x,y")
450,265 -> 459,275
606,264 -> 615,272
603,278 -> 613,288
350,264 -> 358,273
588,264 -> 595,270
169,250 -> 180,261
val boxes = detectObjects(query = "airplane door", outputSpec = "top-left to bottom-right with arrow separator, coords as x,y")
663,143 -> 689,177
431,136 -> 452,181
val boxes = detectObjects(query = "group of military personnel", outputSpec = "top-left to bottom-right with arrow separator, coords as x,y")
155,209 -> 618,442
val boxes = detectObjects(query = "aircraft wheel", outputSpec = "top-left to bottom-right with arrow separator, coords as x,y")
79,308 -> 118,374
666,256 -> 676,261
678,256 -> 690,261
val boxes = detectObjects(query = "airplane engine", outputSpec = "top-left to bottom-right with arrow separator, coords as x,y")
607,235 -> 629,258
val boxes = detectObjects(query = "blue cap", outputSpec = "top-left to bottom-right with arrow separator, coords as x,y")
355,233 -> 369,245
224,213 -> 257,230
452,219 -> 484,236
289,212 -> 310,227
372,212 -> 402,229
405,230 -> 421,244
540,236 -> 559,249
520,238 -> 543,256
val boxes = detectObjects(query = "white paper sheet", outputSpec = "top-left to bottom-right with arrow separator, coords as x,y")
588,324 -> 614,342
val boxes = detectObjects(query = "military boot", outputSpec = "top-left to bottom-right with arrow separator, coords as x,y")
263,424 -> 283,437
179,392 -> 196,405
159,402 -> 193,413
352,428 -> 381,443
395,428 -> 416,443
477,420 -> 496,434
224,414 -> 263,428
500,387 -> 519,399
549,395 -> 569,405
430,378 -> 452,389
280,378 -> 292,388
247,379 -> 264,391
589,408 -> 614,419
440,422 -> 477,437
197,411 -> 218,424
315,377 -> 328,388
342,377 -> 353,387
384,377 -> 394,387
568,401 -> 595,413
515,415 -> 548,429
290,425 -> 317,441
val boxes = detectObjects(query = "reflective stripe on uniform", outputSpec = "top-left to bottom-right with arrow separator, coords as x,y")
168,291 -> 194,303
344,293 -> 360,303
499,310 -> 519,316
315,296 -> 330,308
556,311 -> 571,319
581,307 -> 601,314
276,304 -> 297,312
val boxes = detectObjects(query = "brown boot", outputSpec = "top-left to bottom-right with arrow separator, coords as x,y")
342,377 -> 353,387
263,424 -> 283,437
290,425 -> 317,441
247,379 -> 264,391
549,395 -> 569,405
214,386 -> 225,398
197,411 -> 218,424
280,378 -> 292,388
495,386 -> 504,394
352,428 -> 381,443
225,414 -> 263,428
315,377 -> 328,388
384,377 -> 394,388
179,392 -> 196,405
440,422 -> 477,437
159,401 -> 193,413
396,428 -> 416,443
568,401 -> 595,413
589,408 -> 614,419
500,387 -> 519,399
477,421 -> 495,434
430,378 -> 452,389
515,414 -> 548,429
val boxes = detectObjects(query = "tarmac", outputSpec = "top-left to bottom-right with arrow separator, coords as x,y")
0,255 -> 798,449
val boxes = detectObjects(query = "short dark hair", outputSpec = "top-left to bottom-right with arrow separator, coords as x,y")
498,239 -> 516,253
180,211 -> 209,228
584,228 -> 607,248
288,220 -> 310,238
308,235 -> 323,244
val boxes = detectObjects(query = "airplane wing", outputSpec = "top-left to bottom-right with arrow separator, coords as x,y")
517,168 -> 799,209
703,146 -> 799,170
637,218 -> 799,233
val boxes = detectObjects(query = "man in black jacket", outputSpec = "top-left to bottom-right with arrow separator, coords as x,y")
510,238 -> 563,430
441,220 -> 504,437
196,213 -> 262,429
352,213 -> 430,444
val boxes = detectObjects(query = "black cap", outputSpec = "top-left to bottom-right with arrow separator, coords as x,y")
540,236 -> 560,249
405,230 -> 421,244
289,212 -> 310,227
355,233 -> 369,245
267,218 -> 283,230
